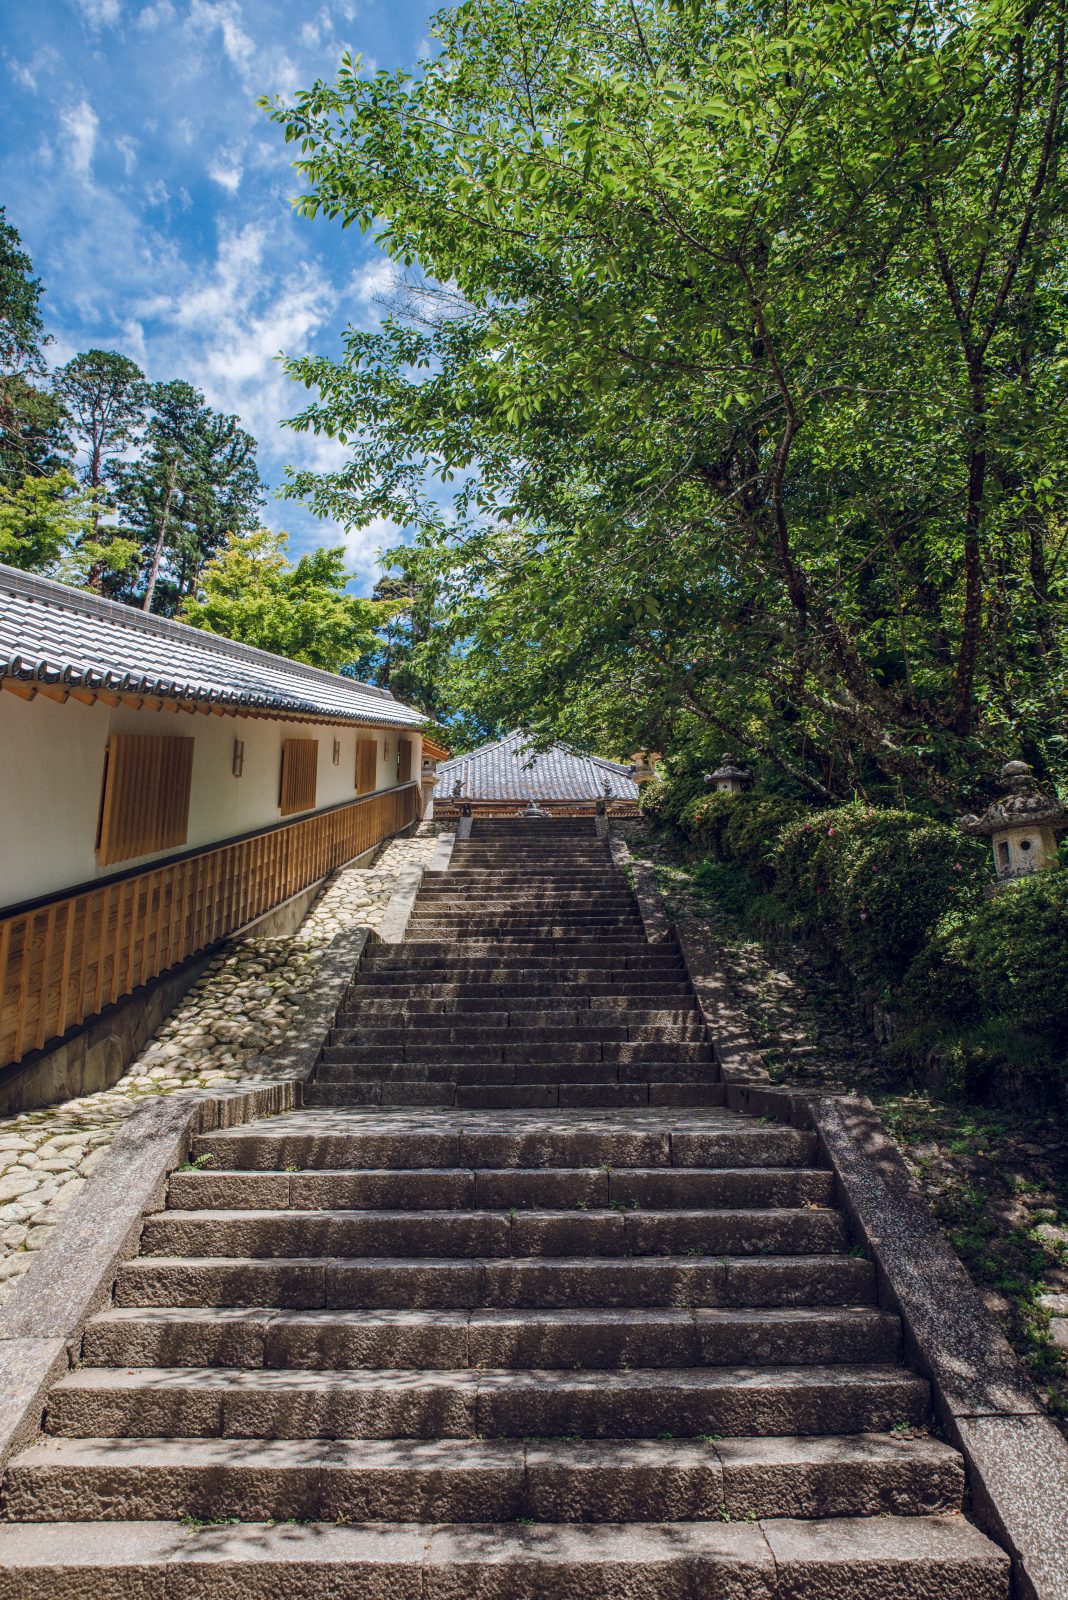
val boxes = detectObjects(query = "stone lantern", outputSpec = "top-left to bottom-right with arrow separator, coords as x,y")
628,751 -> 657,787
706,755 -> 753,796
960,761 -> 1067,888
420,755 -> 439,820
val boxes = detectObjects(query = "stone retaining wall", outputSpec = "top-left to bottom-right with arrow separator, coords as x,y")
0,825 -> 443,1305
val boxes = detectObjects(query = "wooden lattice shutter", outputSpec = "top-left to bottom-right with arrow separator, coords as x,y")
279,739 -> 318,817
355,738 -> 378,796
397,738 -> 413,783
96,734 -> 195,867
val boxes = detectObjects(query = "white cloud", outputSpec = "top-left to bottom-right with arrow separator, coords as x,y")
342,516 -> 407,582
75,0 -> 122,25
300,20 -> 322,47
144,178 -> 169,206
351,257 -> 396,304
136,0 -> 175,28
207,152 -> 243,192
187,0 -> 256,85
116,133 -> 138,174
60,100 -> 99,179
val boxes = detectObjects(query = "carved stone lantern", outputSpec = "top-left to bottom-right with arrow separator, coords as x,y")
706,755 -> 753,796
420,755 -> 439,819
960,761 -> 1067,888
628,752 -> 657,786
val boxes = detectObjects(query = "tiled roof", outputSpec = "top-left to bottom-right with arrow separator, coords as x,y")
0,564 -> 425,728
434,730 -> 640,801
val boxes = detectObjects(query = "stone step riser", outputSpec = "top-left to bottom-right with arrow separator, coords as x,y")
320,1044 -> 713,1065
82,1308 -> 902,1372
165,1168 -> 839,1213
140,1208 -> 849,1261
314,1062 -> 718,1087
3,1434 -> 962,1524
114,1254 -> 876,1311
189,1128 -> 820,1171
44,1367 -> 930,1442
362,952 -> 682,967
337,1005 -> 704,1021
303,1084 -> 728,1111
330,1027 -> 709,1043
348,982 -> 698,997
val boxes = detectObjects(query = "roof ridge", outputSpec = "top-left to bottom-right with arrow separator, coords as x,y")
0,561 -> 395,702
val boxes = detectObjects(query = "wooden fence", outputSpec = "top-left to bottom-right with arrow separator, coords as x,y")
0,782 -> 420,1070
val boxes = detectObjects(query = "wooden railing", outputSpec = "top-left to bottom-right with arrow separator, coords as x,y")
0,782 -> 420,1070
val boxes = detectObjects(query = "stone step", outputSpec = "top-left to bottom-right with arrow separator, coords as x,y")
189,1114 -> 820,1170
303,1082 -> 727,1111
82,1305 -> 902,1371
3,1431 -> 964,1524
313,1059 -> 718,1085
114,1253 -> 876,1310
140,1206 -> 848,1261
319,1041 -> 713,1065
331,1023 -> 707,1043
362,950 -> 682,967
350,976 -> 697,996
336,1004 -> 705,1023
0,1513 -> 1012,1597
165,1165 -> 838,1213
45,1363 -> 929,1440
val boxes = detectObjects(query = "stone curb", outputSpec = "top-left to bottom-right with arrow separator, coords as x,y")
669,915 -> 1068,1600
426,830 -> 457,875
0,917 -> 374,1474
608,834 -> 671,942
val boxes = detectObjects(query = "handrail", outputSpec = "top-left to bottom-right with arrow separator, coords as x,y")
0,782 -> 420,1069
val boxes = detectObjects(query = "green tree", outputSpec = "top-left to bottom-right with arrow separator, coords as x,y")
117,380 -> 264,613
266,0 -> 1068,807
53,349 -> 147,507
0,209 -> 71,492
0,471 -> 93,571
181,527 -> 380,670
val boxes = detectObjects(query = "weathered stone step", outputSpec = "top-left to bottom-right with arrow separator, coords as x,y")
362,949 -> 682,966
315,1057 -> 719,1085
140,1206 -> 848,1261
329,1023 -> 708,1046
166,1165 -> 837,1213
45,1363 -> 929,1440
84,1305 -> 901,1372
320,1041 -> 713,1065
189,1112 -> 820,1170
336,1004 -> 704,1023
304,1082 -> 727,1111
350,977 -> 697,996
114,1253 -> 875,1310
3,1431 -> 964,1524
0,1513 -> 1011,1597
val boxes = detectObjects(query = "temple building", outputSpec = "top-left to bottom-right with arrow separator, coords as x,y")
0,563 -> 429,1100
432,729 -> 640,817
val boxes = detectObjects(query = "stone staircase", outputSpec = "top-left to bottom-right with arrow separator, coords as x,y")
0,818 -> 1010,1594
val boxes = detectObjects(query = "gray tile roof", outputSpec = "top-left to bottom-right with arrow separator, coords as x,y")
0,563 -> 425,728
434,730 -> 640,802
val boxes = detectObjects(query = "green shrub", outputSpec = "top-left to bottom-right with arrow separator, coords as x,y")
903,870 -> 1068,1043
638,763 -> 708,829
774,805 -> 986,992
723,795 -> 806,879
680,791 -> 738,859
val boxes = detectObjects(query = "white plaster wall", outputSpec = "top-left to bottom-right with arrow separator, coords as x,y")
0,691 -> 422,908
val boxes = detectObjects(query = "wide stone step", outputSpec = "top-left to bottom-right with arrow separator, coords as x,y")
336,1004 -> 705,1024
362,950 -> 682,966
0,1514 -> 1011,1597
313,1063 -> 719,1091
45,1363 -> 929,1440
3,1431 -> 964,1524
319,1041 -> 713,1065
166,1165 -> 838,1213
350,977 -> 697,996
114,1253 -> 876,1310
140,1206 -> 848,1261
189,1113 -> 820,1170
304,1082 -> 727,1110
329,1024 -> 708,1045
82,1305 -> 901,1371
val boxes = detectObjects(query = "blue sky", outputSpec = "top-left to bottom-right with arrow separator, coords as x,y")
0,0 -> 438,593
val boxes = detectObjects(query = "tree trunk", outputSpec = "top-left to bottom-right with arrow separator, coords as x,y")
142,464 -> 177,614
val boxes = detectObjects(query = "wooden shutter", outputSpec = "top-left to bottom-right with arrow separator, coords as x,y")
355,739 -> 378,796
279,739 -> 318,817
397,738 -> 413,783
96,734 -> 195,867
